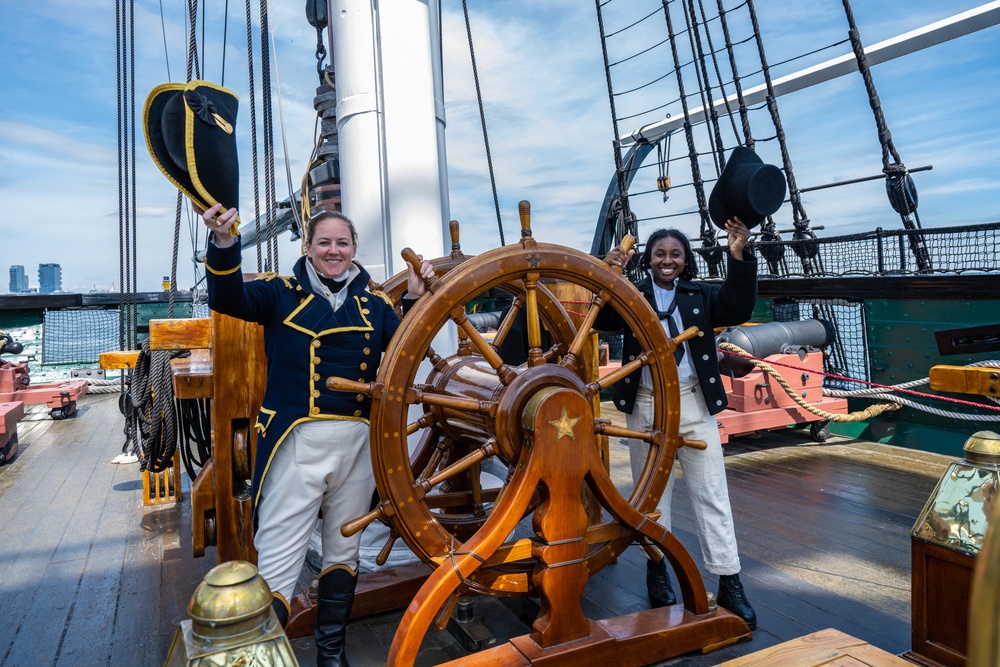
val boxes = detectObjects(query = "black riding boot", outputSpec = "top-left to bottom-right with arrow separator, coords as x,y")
316,568 -> 357,667
717,573 -> 756,630
646,558 -> 676,607
271,596 -> 289,628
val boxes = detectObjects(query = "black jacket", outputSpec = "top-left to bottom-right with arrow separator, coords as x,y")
594,250 -> 758,416
205,241 -> 402,514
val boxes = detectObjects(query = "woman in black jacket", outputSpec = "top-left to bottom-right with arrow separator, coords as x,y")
600,216 -> 758,629
201,203 -> 433,665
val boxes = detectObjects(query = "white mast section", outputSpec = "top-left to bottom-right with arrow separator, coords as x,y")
621,1 -> 1000,148
331,0 -> 449,282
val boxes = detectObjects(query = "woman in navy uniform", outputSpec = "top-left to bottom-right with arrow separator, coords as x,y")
598,217 -> 758,630
201,203 -> 433,666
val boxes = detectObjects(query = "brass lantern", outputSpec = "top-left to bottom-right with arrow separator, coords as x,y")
163,560 -> 299,666
912,430 -> 1000,555
906,430 -> 1000,667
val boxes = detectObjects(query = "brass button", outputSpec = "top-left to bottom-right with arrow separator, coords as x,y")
313,374 -> 320,382
361,296 -> 368,302
312,390 -> 320,398
313,357 -> 321,364
365,333 -> 371,340
311,407 -> 320,415
360,362 -> 368,371
353,410 -> 362,417
356,394 -> 364,402
312,340 -> 321,348
363,347 -> 371,356
362,309 -> 370,315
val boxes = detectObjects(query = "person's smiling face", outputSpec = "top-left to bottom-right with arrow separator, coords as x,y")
649,236 -> 686,290
306,218 -> 357,279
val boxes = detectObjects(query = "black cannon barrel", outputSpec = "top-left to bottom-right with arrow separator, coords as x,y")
717,319 -> 835,378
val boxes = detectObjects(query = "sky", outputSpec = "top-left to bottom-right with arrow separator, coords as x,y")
1,0 -> 999,293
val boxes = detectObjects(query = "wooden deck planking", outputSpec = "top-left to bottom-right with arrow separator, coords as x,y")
0,394 -> 955,666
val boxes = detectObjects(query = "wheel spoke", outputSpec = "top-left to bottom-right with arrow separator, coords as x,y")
593,419 -> 658,445
406,412 -> 437,436
585,351 -> 653,397
450,309 -> 517,384
425,486 -> 502,510
523,273 -> 545,366
418,434 -> 453,480
408,386 -> 498,416
562,295 -> 607,371
490,297 -> 522,351
414,439 -> 497,499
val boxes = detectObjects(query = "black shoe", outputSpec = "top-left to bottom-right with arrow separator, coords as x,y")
271,596 -> 289,628
316,568 -> 357,667
646,558 -> 676,608
717,573 -> 757,630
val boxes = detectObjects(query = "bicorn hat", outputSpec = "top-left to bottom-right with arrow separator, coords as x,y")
143,80 -> 240,227
708,146 -> 786,230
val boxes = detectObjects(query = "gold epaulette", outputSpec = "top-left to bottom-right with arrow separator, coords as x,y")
257,273 -> 295,290
370,289 -> 394,307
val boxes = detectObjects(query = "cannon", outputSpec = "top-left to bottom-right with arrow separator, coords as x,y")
717,318 -> 835,378
0,330 -> 88,421
715,319 -> 847,443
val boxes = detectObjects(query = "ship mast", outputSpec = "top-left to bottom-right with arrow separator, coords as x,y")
329,0 -> 450,281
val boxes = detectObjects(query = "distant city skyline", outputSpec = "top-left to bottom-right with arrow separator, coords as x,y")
38,264 -> 62,294
8,266 -> 28,293
4,263 -> 66,294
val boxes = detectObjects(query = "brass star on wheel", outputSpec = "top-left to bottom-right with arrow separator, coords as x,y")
526,253 -> 540,268
548,407 -> 580,441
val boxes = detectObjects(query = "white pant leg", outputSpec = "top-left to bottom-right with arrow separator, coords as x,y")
316,421 -> 376,570
676,385 -> 741,575
626,387 -> 677,534
254,424 -> 327,601
627,385 -> 741,575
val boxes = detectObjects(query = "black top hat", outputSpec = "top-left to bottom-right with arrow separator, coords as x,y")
143,80 -> 240,225
708,146 -> 786,230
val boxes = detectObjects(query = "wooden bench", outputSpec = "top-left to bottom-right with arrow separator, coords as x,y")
718,628 -> 914,666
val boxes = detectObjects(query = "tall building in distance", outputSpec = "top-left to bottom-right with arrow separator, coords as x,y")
38,263 -> 62,294
8,265 -> 29,293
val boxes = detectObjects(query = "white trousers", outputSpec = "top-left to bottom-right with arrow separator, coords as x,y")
627,384 -> 741,575
255,419 -> 376,600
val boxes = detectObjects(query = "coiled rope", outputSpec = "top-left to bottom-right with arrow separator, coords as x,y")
121,340 -> 188,473
718,342 -> 1000,422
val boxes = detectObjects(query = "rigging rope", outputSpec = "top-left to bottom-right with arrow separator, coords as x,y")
841,0 -> 930,272
245,0 -> 264,272
596,0 -> 638,247
270,23 -> 304,241
657,1 -> 713,252
260,0 -> 279,271
461,0 -> 505,246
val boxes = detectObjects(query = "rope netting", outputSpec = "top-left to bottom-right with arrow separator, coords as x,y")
42,308 -> 120,365
675,221 -> 1000,279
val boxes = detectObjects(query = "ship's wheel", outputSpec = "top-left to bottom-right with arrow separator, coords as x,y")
330,202 -> 748,665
